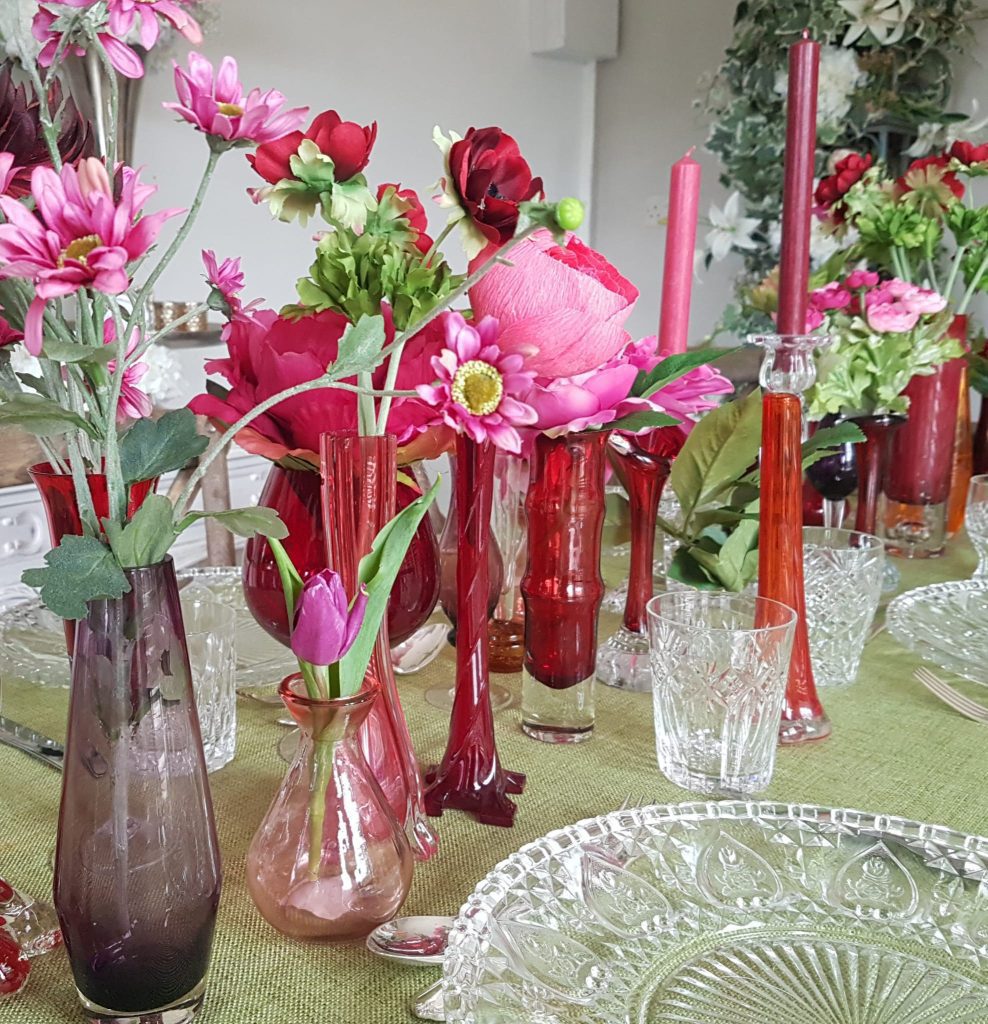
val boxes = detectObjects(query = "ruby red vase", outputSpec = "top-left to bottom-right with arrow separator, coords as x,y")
851,414 -> 905,536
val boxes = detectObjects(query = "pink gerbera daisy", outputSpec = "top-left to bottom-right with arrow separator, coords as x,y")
415,312 -> 537,454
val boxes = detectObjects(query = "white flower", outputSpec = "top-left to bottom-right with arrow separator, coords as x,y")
8,345 -> 40,382
776,47 -> 866,128
810,219 -> 857,268
704,192 -> 761,262
906,101 -> 988,157
839,0 -> 914,47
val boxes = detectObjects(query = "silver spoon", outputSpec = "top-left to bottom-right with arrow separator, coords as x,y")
409,978 -> 444,1022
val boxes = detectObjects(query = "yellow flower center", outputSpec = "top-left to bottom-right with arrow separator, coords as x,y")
59,234 -> 102,268
451,360 -> 504,416
216,102 -> 245,117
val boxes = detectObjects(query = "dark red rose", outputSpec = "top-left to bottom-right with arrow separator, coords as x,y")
814,153 -> 873,222
897,154 -> 965,202
376,182 -> 432,254
447,126 -> 543,247
949,140 -> 988,167
247,109 -> 377,185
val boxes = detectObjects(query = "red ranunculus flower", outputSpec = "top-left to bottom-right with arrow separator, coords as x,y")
950,140 -> 988,168
445,127 -> 543,250
897,154 -> 965,209
247,109 -> 377,185
376,182 -> 432,255
814,153 -> 873,222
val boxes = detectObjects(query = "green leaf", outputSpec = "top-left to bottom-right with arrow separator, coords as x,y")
326,314 -> 387,381
800,422 -> 865,471
632,347 -> 738,400
671,388 -> 763,524
40,339 -> 116,365
264,536 -> 304,624
22,534 -> 130,619
606,410 -> 682,433
667,545 -> 722,591
119,409 -> 209,483
707,517 -> 760,592
102,495 -> 175,568
0,393 -> 99,439
339,478 -> 439,695
176,506 -> 289,541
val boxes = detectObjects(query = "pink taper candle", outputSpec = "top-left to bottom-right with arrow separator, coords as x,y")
657,148 -> 702,357
776,30 -> 820,335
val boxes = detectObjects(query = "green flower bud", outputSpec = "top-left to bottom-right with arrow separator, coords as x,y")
555,197 -> 585,232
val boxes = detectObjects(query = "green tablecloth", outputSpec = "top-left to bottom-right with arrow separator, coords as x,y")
2,539 -> 985,1024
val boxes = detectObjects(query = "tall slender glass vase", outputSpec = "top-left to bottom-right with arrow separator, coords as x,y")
851,414 -> 906,536
947,364 -> 973,537
424,436 -> 525,826
54,558 -> 221,1024
319,432 -> 438,861
750,333 -> 831,744
488,450 -> 529,674
596,429 -> 680,692
521,430 -> 609,743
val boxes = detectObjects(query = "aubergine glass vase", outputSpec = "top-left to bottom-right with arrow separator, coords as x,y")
29,463 -> 156,658
750,333 -> 830,745
246,677 -> 413,940
319,432 -> 438,861
54,558 -> 221,1024
425,436 -> 525,826
521,430 -> 609,743
976,396 -> 988,477
242,464 -> 440,649
851,414 -> 906,536
805,414 -> 857,529
596,429 -> 680,693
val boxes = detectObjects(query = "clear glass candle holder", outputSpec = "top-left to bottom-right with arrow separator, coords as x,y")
181,589 -> 237,773
966,474 -> 988,580
646,592 -> 796,796
802,527 -> 885,689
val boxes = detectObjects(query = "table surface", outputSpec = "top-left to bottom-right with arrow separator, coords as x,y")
2,538 -> 986,1024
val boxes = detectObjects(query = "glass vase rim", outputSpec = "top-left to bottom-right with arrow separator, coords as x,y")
746,333 -> 832,350
278,672 -> 377,711
800,525 -> 886,551
646,591 -> 798,634
847,412 -> 908,427
537,427 -> 611,445
29,460 -> 104,481
319,429 -> 399,445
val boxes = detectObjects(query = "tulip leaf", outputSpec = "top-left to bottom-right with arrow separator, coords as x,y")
102,495 -> 176,568
265,536 -> 304,624
119,409 -> 209,483
176,506 -> 288,540
22,534 -> 130,620
632,347 -> 738,400
0,393 -> 100,439
339,477 -> 440,696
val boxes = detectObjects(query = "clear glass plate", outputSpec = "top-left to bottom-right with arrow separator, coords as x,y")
443,801 -> 988,1023
0,567 -> 295,690
886,580 -> 988,686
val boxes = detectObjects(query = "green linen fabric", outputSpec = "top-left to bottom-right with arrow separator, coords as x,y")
2,539 -> 985,1024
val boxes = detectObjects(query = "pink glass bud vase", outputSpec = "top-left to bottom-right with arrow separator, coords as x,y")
246,676 -> 413,940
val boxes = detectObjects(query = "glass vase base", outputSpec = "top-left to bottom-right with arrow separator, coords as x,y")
884,500 -> 947,558
778,714 -> 832,745
521,671 -> 594,743
659,762 -> 771,798
423,764 -> 526,828
424,684 -> 513,713
488,618 -> 524,674
595,626 -> 651,693
77,980 -> 205,1024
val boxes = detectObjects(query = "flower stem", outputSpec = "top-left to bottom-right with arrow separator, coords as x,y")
307,739 -> 332,879
422,221 -> 456,268
944,243 -> 968,302
102,297 -> 130,523
130,301 -> 210,364
357,370 -> 376,435
86,33 -> 120,170
959,246 -> 988,314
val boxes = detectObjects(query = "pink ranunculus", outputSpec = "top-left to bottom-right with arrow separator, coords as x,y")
164,53 -> 308,147
866,302 -> 920,334
469,229 -> 638,378
811,282 -> 852,311
844,269 -> 879,290
103,319 -> 152,423
897,284 -> 948,315
0,159 -> 181,354
33,4 -> 145,79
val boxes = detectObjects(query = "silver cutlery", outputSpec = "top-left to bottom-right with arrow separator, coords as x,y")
409,978 -> 444,1022
914,667 -> 988,724
0,716 -> 64,771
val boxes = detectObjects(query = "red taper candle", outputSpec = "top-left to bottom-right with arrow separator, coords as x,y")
776,30 -> 819,336
658,148 -> 702,356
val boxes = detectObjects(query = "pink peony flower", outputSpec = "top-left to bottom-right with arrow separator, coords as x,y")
164,53 -> 308,147
414,312 -> 537,454
103,319 -> 152,423
469,229 -> 638,378
202,249 -> 260,320
0,159 -> 181,354
0,312 -> 22,347
811,282 -> 852,311
844,269 -> 879,290
866,302 -> 920,334
33,4 -> 145,79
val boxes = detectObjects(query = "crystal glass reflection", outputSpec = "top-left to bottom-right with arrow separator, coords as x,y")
966,474 -> 988,580
646,592 -> 796,795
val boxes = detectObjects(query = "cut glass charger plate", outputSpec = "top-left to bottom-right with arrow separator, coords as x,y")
443,801 -> 988,1023
886,579 -> 988,686
0,567 -> 295,689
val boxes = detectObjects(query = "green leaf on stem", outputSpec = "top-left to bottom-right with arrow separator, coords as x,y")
328,315 -> 387,381
0,393 -> 99,438
102,494 -> 176,568
264,536 -> 305,625
338,478 -> 440,696
22,534 -> 130,619
632,347 -> 739,400
176,506 -> 288,541
119,409 -> 209,483
40,339 -> 116,365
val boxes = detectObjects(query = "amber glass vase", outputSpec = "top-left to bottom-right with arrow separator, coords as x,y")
246,677 -> 413,940
521,431 -> 609,743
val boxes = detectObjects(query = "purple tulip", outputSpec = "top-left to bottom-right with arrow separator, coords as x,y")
290,570 -> 368,667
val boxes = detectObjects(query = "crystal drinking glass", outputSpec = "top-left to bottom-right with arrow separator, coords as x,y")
646,592 -> 796,795
966,474 -> 988,580
801,527 -> 884,688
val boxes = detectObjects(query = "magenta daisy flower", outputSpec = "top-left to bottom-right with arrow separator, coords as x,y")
415,312 -> 537,454
202,249 -> 260,320
164,53 -> 308,149
103,319 -> 152,423
33,4 -> 145,79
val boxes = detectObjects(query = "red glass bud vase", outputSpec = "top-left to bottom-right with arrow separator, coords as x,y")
319,433 -> 438,861
243,464 -> 440,648
29,463 -> 157,657
596,429 -> 680,692
424,436 -> 525,826
521,430 -> 609,743
947,363 -> 973,537
851,414 -> 906,536
488,450 -> 529,674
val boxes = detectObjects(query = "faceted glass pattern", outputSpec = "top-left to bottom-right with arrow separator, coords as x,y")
444,802 -> 988,1023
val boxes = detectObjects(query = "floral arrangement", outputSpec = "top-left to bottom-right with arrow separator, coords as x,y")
698,0 -> 981,337
805,272 -> 959,417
